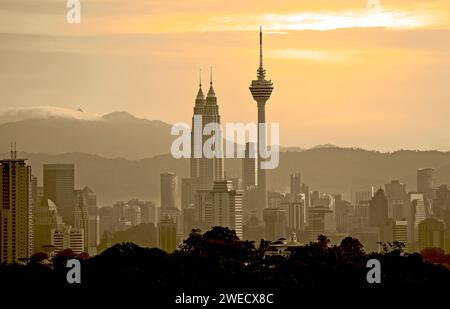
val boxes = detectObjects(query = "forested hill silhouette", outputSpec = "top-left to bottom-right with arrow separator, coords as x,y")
9,148 -> 450,205
1,227 -> 449,301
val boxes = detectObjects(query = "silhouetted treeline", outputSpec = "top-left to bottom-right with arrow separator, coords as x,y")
1,227 -> 449,297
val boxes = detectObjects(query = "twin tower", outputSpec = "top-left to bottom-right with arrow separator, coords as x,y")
189,28 -> 274,210
190,69 -> 224,190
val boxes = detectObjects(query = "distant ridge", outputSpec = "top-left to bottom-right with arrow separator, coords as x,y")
4,148 -> 450,205
0,107 -> 174,160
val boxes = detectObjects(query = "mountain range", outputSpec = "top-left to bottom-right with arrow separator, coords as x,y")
0,108 -> 173,159
4,148 -> 450,206
2,106 -> 450,206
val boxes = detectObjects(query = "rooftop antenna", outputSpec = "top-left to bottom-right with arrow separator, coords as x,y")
259,25 -> 263,69
10,142 -> 13,159
13,142 -> 17,159
199,69 -> 202,88
210,66 -> 213,86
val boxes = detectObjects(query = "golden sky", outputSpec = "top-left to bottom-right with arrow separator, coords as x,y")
1,0 -> 450,151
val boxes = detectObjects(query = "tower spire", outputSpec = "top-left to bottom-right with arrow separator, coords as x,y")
195,69 -> 205,101
207,66 -> 216,98
257,26 -> 266,80
259,25 -> 263,69
210,66 -> 213,86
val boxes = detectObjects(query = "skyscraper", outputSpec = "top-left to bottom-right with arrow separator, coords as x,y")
138,200 -> 157,224
418,218 -> 445,250
182,206 -> 195,238
308,206 -> 334,241
242,142 -> 257,190
210,180 -> 243,239
249,27 -> 274,212
194,189 -> 213,230
160,172 -> 177,209
369,188 -> 389,228
410,193 -> 426,247
351,188 -> 374,206
33,199 -> 62,253
190,70 -> 224,192
263,208 -> 286,242
0,152 -> 33,264
51,225 -> 84,255
158,214 -> 177,253
282,194 -> 306,231
393,220 -> 408,250
433,184 -> 450,220
417,168 -> 434,195
385,180 -> 408,220
290,172 -> 301,196
43,164 -> 75,226
181,177 -> 194,209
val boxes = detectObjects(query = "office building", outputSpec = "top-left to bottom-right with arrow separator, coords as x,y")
51,225 -> 84,255
308,206 -> 333,241
160,172 -> 177,209
418,218 -> 445,250
210,180 -> 243,239
43,164 -> 75,226
242,142 -> 257,190
263,208 -> 286,242
393,220 -> 408,250
290,172 -> 301,196
369,188 -> 388,228
385,180 -> 408,220
158,215 -> 177,253
181,178 -> 194,209
417,168 -> 434,199
33,199 -> 62,253
182,207 -> 195,238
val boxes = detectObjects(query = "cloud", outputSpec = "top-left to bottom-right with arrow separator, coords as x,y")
268,49 -> 356,61
0,106 -> 102,125
210,9 -> 438,32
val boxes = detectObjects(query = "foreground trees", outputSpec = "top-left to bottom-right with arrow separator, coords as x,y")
1,226 -> 449,290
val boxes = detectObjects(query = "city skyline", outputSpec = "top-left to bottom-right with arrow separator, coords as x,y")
2,1 -> 450,151
2,0 -> 450,298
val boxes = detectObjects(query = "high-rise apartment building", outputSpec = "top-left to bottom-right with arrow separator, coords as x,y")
0,154 -> 33,264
